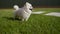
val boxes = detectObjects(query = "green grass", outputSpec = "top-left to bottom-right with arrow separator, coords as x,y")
33,8 -> 60,12
0,8 -> 60,34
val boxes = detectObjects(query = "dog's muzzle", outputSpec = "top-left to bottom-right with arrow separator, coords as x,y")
30,9 -> 32,11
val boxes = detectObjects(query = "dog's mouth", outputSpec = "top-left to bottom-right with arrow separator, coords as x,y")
29,9 -> 32,11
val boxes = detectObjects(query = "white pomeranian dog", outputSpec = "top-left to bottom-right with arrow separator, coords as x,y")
13,2 -> 33,21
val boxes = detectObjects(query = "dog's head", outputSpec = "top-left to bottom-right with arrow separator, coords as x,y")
24,2 -> 33,11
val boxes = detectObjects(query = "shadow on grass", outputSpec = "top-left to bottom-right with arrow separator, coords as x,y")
3,17 -> 22,21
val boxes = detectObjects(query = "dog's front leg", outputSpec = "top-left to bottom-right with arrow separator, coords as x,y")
25,17 -> 29,21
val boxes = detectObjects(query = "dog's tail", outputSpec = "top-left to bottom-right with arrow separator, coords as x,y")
13,5 -> 19,10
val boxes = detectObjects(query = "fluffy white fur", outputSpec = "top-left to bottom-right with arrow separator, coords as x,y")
13,5 -> 19,10
13,2 -> 33,21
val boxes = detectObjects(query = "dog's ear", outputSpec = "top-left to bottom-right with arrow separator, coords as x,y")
24,2 -> 28,6
26,2 -> 29,5
26,2 -> 29,3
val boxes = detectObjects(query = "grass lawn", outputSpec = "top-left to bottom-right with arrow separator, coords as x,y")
0,8 -> 60,34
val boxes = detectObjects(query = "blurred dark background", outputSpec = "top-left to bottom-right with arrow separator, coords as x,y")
0,0 -> 60,8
